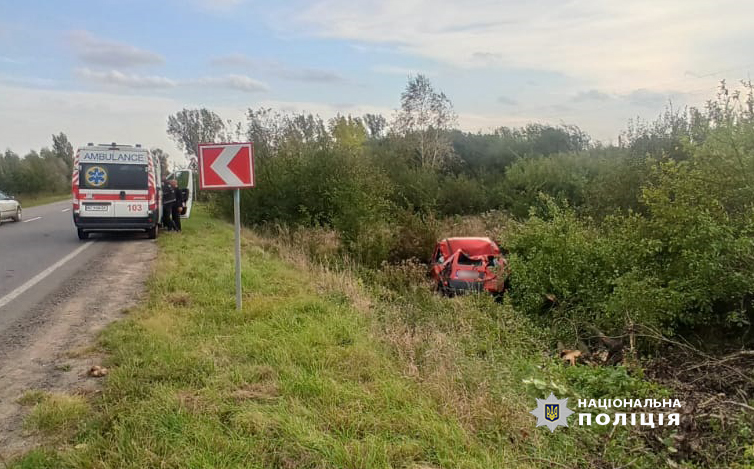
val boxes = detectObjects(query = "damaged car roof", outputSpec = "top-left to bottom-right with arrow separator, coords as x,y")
441,237 -> 500,257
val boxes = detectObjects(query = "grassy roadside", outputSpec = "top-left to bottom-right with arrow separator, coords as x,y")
10,208 -> 669,469
16,193 -> 69,208
10,208 -> 532,468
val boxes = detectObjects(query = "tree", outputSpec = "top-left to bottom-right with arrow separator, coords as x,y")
52,132 -> 74,172
329,115 -> 367,153
151,148 -> 170,175
362,113 -> 388,139
219,119 -> 245,143
246,108 -> 330,158
393,74 -> 457,169
0,150 -> 21,193
246,108 -> 284,159
167,109 -> 225,169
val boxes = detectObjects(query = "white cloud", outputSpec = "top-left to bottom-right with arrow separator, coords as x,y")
0,73 -> 56,88
288,0 -> 754,93
625,88 -> 671,108
197,74 -> 269,93
255,99 -> 393,118
211,54 -> 346,83
210,53 -> 255,68
497,96 -> 518,106
371,64 -> 435,77
77,68 -> 177,89
195,0 -> 246,11
0,83 -> 185,163
75,67 -> 268,93
67,30 -> 164,68
572,89 -> 611,102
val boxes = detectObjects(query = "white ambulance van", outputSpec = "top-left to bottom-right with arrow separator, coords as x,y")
72,143 -> 162,240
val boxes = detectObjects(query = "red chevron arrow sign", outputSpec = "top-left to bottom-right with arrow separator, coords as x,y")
198,142 -> 255,190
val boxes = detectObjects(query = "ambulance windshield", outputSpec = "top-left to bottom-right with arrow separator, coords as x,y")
79,163 -> 148,190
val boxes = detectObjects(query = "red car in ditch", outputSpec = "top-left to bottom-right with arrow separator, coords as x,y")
430,237 -> 508,296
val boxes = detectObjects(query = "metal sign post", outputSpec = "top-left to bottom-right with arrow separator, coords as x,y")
197,142 -> 255,311
234,188 -> 242,310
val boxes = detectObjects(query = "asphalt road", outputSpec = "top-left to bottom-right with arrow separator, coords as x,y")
0,200 -> 147,336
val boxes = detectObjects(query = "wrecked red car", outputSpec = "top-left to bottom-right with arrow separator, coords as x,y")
430,237 -> 508,296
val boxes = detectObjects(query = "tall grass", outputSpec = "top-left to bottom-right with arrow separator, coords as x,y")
8,208 -> 547,468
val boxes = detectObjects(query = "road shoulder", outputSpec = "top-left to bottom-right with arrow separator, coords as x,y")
0,240 -> 157,458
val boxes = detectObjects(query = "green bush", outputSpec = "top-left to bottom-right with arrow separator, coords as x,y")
506,198 -> 621,338
436,174 -> 492,215
507,117 -> 754,342
211,147 -> 394,256
203,83 -> 754,347
560,365 -> 669,400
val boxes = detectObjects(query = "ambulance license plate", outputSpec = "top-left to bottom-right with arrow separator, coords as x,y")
85,204 -> 109,212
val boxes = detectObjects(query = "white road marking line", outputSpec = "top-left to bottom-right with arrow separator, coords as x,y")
23,216 -> 42,223
0,242 -> 93,310
61,208 -> 71,212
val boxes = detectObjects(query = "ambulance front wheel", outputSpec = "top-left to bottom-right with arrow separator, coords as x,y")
147,224 -> 158,239
77,228 -> 89,240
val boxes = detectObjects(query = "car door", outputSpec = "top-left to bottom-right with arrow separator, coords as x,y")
182,169 -> 194,218
430,242 -> 450,279
168,170 -> 194,218
0,191 -> 10,218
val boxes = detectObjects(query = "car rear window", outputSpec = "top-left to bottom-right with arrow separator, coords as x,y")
80,163 -> 148,190
457,252 -> 483,266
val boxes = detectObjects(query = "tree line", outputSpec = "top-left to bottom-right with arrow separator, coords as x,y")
0,133 -> 74,196
167,76 -> 754,349
0,134 -> 171,197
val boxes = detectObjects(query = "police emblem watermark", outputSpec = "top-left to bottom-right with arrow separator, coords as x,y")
530,393 -> 574,432
530,394 -> 684,432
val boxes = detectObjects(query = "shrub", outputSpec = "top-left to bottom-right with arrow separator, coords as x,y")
508,118 -> 754,343
507,198 -> 619,338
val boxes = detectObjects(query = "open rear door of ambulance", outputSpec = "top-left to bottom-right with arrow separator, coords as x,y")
169,169 -> 194,218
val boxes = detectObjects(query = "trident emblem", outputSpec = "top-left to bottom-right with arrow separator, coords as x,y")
545,404 -> 559,422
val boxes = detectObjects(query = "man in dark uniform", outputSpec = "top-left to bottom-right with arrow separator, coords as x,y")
170,179 -> 184,232
161,177 -> 177,231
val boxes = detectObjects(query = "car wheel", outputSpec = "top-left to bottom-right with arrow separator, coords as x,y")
77,228 -> 89,240
12,207 -> 21,222
147,224 -> 158,239
437,281 -> 451,297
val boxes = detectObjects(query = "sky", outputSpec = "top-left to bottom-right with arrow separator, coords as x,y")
1,0 -> 753,166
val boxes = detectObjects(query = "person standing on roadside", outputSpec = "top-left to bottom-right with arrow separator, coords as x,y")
162,177 -> 177,231
170,179 -> 184,232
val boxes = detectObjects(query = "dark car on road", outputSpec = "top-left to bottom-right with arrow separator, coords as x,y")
430,237 -> 508,296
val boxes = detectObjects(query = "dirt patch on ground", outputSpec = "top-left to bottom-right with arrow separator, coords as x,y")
0,240 -> 157,459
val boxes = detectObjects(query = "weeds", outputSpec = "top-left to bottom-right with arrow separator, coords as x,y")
10,209 -> 525,468
11,206 -> 750,468
22,393 -> 89,440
